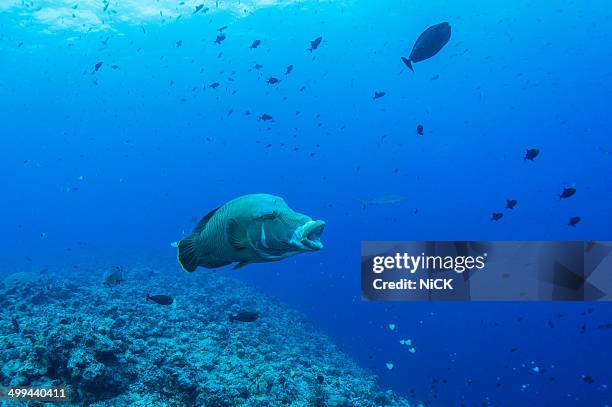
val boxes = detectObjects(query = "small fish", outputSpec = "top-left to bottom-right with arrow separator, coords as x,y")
524,148 -> 540,161
229,311 -> 259,323
373,91 -> 386,99
308,36 -> 323,52
560,187 -> 576,199
103,266 -> 124,289
209,82 -> 220,88
430,74 -> 440,80
259,113 -> 273,121
249,39 -> 261,49
92,61 -> 103,72
146,294 -> 173,306
491,212 -> 503,221
402,22 -> 451,72
386,362 -> 395,370
253,63 -> 263,70
267,77 -> 280,85
176,39 -> 182,47
568,216 -> 581,227
214,34 -> 226,44
506,199 -> 517,209
285,64 -> 294,75
388,323 -> 396,331
416,124 -> 424,135
358,195 -> 407,209
193,4 -> 206,14
217,25 -> 228,32
582,375 -> 594,384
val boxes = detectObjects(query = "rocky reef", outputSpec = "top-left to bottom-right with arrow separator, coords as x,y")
0,263 -> 409,406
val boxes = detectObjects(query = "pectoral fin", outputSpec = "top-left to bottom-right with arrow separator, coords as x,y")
232,262 -> 250,270
227,218 -> 248,250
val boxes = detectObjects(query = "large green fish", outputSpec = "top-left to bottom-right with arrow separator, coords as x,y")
177,194 -> 325,272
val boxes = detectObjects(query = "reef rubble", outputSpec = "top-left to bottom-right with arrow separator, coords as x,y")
0,264 -> 409,406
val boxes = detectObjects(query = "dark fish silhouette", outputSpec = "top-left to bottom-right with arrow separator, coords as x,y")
209,82 -> 220,88
524,148 -> 540,161
285,64 -> 294,75
103,266 -> 124,289
416,124 -> 424,135
146,294 -> 173,306
568,216 -> 581,227
229,311 -> 259,323
491,212 -> 503,221
176,39 -> 182,48
249,39 -> 261,49
560,187 -> 576,199
373,91 -> 386,99
259,113 -> 273,121
194,4 -> 207,14
309,36 -> 322,52
217,25 -> 228,32
267,77 -> 280,85
402,22 -> 451,72
506,199 -> 517,209
214,34 -> 226,44
92,61 -> 103,72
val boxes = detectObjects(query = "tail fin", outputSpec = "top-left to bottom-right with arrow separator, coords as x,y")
177,236 -> 200,273
401,57 -> 414,72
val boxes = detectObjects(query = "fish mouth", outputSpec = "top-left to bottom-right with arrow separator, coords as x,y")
296,220 -> 325,251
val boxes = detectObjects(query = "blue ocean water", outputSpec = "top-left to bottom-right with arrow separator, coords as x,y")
1,0 -> 611,405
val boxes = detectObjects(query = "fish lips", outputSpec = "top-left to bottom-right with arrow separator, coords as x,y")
295,220 -> 325,251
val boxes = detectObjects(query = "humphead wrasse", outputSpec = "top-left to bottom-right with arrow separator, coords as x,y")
177,194 -> 325,272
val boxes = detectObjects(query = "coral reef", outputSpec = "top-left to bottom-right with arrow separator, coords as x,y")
0,264 -> 409,406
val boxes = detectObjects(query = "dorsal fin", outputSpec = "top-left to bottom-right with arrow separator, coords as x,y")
192,206 -> 220,235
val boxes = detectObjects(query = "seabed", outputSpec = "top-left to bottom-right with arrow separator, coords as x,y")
0,263 -> 409,406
